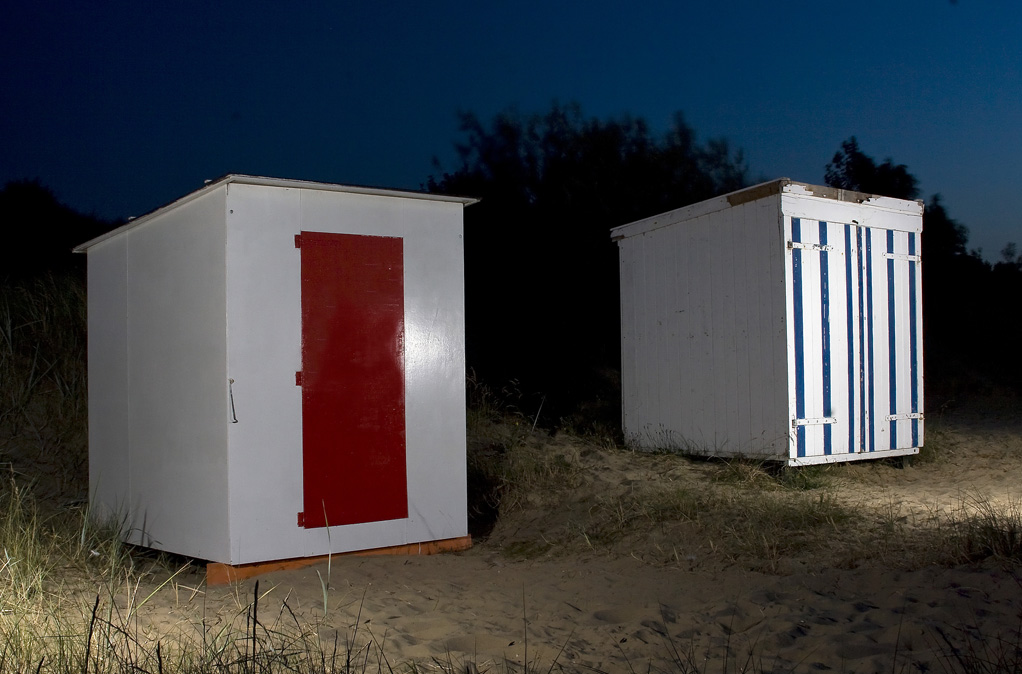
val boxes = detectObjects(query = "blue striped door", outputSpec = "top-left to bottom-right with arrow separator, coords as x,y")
789,219 -> 922,460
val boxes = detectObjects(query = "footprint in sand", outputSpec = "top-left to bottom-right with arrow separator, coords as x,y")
592,607 -> 651,624
443,633 -> 519,654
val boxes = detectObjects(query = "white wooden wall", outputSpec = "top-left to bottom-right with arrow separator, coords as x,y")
224,183 -> 468,564
86,238 -> 129,521
616,181 -> 923,465
88,188 -> 231,561
85,177 -> 470,565
618,194 -> 790,457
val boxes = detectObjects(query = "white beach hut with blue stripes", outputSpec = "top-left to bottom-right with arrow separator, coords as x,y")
611,179 -> 924,465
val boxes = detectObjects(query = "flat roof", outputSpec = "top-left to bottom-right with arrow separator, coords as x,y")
74,174 -> 479,252
610,178 -> 923,241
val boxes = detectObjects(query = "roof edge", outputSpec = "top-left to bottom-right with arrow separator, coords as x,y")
610,178 -> 923,242
610,179 -> 791,241
74,174 -> 479,252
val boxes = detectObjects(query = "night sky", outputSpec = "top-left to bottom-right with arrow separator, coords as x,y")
2,1 -> 1019,259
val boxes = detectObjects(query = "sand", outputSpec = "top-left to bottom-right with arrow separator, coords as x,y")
105,397 -> 1022,672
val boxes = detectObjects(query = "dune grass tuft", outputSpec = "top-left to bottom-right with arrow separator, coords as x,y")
935,495 -> 1022,564
3,274 -> 1022,671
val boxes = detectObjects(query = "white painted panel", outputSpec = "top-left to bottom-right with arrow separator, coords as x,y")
708,212 -> 728,451
892,232 -> 912,446
823,221 -> 847,457
639,234 -> 660,439
125,188 -> 230,561
655,227 -> 673,435
222,184 -> 304,565
87,237 -> 129,522
732,205 -> 755,449
782,192 -> 922,234
761,198 -> 790,452
866,226 -> 891,454
788,219 -> 854,459
846,226 -> 864,456
726,200 -> 790,456
689,219 -> 714,444
826,222 -> 853,457
719,211 -> 740,451
622,231 -> 668,446
400,211 -> 467,540
782,215 -> 798,458
797,222 -> 824,457
687,219 -> 715,447
807,222 -> 825,455
913,231 -> 925,448
619,198 -> 788,459
632,235 -> 653,437
618,181 -> 921,467
883,229 -> 924,451
224,184 -> 468,565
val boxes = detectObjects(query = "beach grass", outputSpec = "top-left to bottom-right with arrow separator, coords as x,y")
2,274 -> 1022,671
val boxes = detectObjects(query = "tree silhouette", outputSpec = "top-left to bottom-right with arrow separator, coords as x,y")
0,180 -> 118,280
824,136 -> 920,200
825,138 -> 1021,391
429,103 -> 748,424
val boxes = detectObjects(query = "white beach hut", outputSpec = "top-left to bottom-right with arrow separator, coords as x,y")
75,175 -> 476,579
611,179 -> 924,466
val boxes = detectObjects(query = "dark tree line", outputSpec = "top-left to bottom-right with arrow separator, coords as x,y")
428,103 -> 748,425
0,179 -> 118,280
434,113 -> 1020,425
4,108 -> 1017,435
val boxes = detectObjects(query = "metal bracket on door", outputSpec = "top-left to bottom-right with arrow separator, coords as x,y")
793,417 -> 837,428
886,412 -> 924,421
787,241 -> 834,252
882,252 -> 921,262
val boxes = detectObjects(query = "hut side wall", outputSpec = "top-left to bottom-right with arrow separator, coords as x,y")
619,195 -> 790,458
87,237 -> 129,523
127,189 -> 230,560
88,189 -> 231,562
223,183 -> 468,565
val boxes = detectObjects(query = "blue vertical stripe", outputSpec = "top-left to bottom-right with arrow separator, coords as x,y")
909,233 -> 920,446
857,227 -> 866,453
887,230 -> 898,449
865,230 -> 876,452
792,218 -> 807,458
819,221 -> 833,455
844,225 -> 856,454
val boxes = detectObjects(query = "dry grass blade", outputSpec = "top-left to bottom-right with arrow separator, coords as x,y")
3,273 -> 1022,671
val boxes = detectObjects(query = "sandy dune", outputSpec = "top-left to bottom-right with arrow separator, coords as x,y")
120,397 -> 1022,672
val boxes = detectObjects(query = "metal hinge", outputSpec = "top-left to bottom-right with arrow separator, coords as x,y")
882,252 -> 921,262
886,412 -> 924,421
793,417 -> 837,428
295,371 -> 303,386
297,512 -> 305,527
294,234 -> 302,248
787,241 -> 834,252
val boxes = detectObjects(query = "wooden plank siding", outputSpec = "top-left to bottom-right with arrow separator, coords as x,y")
614,180 -> 923,465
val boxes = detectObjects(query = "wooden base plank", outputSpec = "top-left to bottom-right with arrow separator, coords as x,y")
206,535 -> 472,586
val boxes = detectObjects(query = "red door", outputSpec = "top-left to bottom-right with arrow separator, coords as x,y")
298,231 -> 407,528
